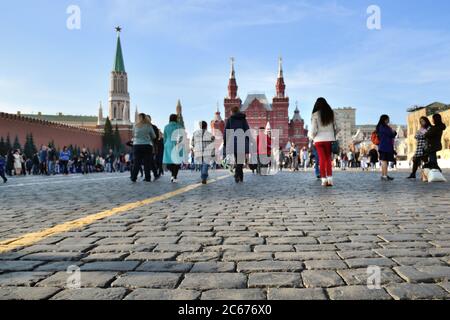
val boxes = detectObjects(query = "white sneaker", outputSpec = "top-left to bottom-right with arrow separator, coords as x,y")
173,179 -> 178,183
170,177 -> 174,183
327,177 -> 334,186
321,178 -> 328,186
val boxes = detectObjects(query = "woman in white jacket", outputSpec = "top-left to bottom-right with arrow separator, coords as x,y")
308,98 -> 337,187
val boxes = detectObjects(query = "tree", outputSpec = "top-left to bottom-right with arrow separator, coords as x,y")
23,133 -> 37,159
13,135 -> 21,151
29,133 -> 38,155
0,137 -> 6,156
5,134 -> 12,151
102,117 -> 114,151
114,124 -> 122,152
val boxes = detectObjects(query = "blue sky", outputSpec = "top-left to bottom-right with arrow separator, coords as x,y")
1,0 -> 450,134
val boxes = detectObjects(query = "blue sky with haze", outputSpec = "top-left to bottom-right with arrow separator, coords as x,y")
1,0 -> 450,133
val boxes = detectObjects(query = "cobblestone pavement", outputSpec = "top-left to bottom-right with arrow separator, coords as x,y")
0,169 -> 449,300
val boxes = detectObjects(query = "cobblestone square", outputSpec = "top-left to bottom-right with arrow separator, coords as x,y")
0,170 -> 449,300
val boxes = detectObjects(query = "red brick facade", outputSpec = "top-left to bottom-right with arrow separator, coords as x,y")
0,112 -> 103,151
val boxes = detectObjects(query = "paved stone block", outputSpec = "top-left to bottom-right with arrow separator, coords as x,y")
392,257 -> 446,266
82,252 -> 129,262
337,250 -> 381,259
154,244 -> 201,253
345,258 -> 396,268
338,267 -> 404,286
112,272 -> 181,289
91,244 -> 154,253
191,262 -> 235,273
179,237 -> 223,246
302,270 -> 345,288
136,261 -> 193,273
294,245 -> 336,252
0,272 -> 51,287
253,245 -> 294,252
124,289 -> 201,300
125,252 -> 177,261
0,287 -> 61,300
203,245 -> 251,252
223,252 -> 273,262
201,289 -> 266,300
385,283 -> 449,300
177,252 -> 220,262
378,234 -> 424,242
50,288 -> 127,300
248,272 -> 302,288
393,266 -> 450,283
374,249 -> 430,258
179,273 -> 247,290
223,237 -> 265,245
266,237 -> 317,245
268,288 -> 327,300
327,286 -> 392,300
304,260 -> 347,270
37,271 -> 117,288
21,252 -> 84,261
276,251 -> 339,261
135,237 -> 180,244
81,261 -> 140,272
35,261 -> 83,272
0,261 -> 44,272
237,261 -> 303,272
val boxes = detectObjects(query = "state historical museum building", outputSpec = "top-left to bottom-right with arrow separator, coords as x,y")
212,58 -> 309,150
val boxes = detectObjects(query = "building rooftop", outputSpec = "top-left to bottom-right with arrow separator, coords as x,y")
241,93 -> 272,112
407,102 -> 450,114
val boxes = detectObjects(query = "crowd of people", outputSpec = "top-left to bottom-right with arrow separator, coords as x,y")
0,145 -> 137,179
0,98 -> 446,187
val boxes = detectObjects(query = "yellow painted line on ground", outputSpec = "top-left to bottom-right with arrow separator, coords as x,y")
0,175 -> 231,254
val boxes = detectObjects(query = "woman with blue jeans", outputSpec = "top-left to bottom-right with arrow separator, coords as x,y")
59,147 -> 71,175
192,121 -> 215,184
131,113 -> 156,183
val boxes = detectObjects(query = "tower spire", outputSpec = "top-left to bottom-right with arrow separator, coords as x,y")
278,56 -> 284,78
97,101 -> 103,125
230,57 -> 236,79
113,26 -> 126,73
228,57 -> 238,99
276,56 -> 286,98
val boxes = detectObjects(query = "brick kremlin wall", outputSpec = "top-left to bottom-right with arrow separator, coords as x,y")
0,112 -> 103,151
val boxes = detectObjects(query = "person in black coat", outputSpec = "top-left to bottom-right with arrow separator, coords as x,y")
223,106 -> 251,183
424,113 -> 447,171
148,116 -> 161,180
6,150 -> 14,176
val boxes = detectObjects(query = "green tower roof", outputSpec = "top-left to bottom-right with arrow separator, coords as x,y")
113,31 -> 126,73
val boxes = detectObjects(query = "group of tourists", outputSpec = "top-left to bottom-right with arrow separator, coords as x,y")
0,145 -> 133,179
1,98 -> 447,187
407,113 -> 447,179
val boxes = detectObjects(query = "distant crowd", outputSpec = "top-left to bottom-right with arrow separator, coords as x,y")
0,97 -> 447,186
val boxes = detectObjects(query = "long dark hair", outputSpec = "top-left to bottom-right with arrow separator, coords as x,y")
376,114 -> 390,131
420,116 -> 432,129
312,97 -> 334,126
432,113 -> 443,126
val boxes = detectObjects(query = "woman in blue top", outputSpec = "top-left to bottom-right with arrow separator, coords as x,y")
376,114 -> 397,181
163,114 -> 185,183
131,113 -> 156,183
59,146 -> 71,175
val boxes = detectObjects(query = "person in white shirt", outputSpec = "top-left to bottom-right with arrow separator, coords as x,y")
308,98 -> 337,187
